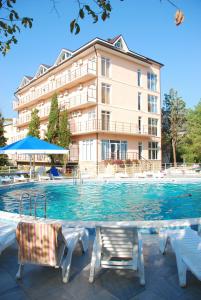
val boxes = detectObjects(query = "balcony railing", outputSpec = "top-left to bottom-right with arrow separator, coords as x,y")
59,89 -> 96,111
13,61 -> 97,110
70,119 -> 152,136
16,90 -> 97,126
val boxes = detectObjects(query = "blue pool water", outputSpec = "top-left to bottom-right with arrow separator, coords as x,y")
0,181 -> 201,221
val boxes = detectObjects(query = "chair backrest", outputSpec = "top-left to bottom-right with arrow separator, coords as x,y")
16,222 -> 63,266
50,166 -> 60,177
97,226 -> 138,259
37,166 -> 46,176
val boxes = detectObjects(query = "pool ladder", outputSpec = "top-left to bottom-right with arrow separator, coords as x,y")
19,192 -> 47,219
72,167 -> 83,185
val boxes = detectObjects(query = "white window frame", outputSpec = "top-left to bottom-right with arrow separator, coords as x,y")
137,69 -> 141,87
148,95 -> 157,113
101,83 -> 111,104
138,92 -> 141,110
148,142 -> 158,160
101,57 -> 111,77
148,118 -> 158,136
147,72 -> 157,91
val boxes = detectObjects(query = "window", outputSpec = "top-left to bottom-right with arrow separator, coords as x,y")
101,111 -> 110,130
114,39 -> 123,50
147,72 -> 157,91
138,116 -> 142,133
138,142 -> 143,160
148,95 -> 157,113
137,69 -> 141,87
101,140 -> 127,160
101,83 -> 111,104
138,92 -> 141,110
101,57 -> 110,77
148,142 -> 158,160
81,139 -> 95,161
88,110 -> 96,120
148,118 -> 158,136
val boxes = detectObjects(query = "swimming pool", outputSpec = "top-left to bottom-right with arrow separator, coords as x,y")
0,181 -> 201,221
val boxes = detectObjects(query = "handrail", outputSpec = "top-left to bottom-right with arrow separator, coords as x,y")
19,192 -> 47,219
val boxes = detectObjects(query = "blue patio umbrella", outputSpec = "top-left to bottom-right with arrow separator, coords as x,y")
0,136 -> 69,178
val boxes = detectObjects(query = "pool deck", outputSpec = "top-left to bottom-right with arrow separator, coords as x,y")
1,233 -> 201,300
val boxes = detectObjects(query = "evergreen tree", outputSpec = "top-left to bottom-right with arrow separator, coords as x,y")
179,100 -> 201,163
27,108 -> 40,138
46,93 -> 59,144
162,89 -> 187,166
0,111 -> 8,166
58,110 -> 71,148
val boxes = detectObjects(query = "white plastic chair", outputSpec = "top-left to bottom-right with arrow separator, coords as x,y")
159,227 -> 201,287
0,176 -> 12,184
0,221 -> 16,255
89,226 -> 145,285
16,222 -> 89,283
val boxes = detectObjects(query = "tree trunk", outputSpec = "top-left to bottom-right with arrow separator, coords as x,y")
172,140 -> 177,167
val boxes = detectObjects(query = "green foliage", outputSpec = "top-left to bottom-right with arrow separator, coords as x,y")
0,0 -> 184,55
0,111 -> 8,165
70,0 -> 113,35
58,110 -> 71,148
27,108 -> 40,138
46,93 -> 60,144
162,89 -> 187,165
0,0 -> 33,55
179,100 -> 201,163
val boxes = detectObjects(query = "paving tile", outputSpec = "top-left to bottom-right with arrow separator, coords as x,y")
0,267 -> 18,294
131,289 -> 166,300
0,286 -> 30,300
95,269 -> 145,300
1,234 -> 201,300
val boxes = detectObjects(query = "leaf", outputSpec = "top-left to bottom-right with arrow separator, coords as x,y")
175,10 -> 184,26
79,8 -> 84,19
75,22 -> 80,35
70,19 -> 76,33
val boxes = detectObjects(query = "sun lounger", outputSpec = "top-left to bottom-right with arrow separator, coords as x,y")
0,176 -> 12,184
16,222 -> 88,283
159,227 -> 201,287
0,221 -> 16,255
49,166 -> 64,180
89,226 -> 145,285
13,175 -> 27,183
37,166 -> 50,181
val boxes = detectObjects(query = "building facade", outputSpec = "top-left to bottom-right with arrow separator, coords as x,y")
13,35 -> 163,174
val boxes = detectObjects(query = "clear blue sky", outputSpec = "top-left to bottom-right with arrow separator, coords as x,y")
0,0 -> 200,117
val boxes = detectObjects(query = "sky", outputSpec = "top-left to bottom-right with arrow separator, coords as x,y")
0,0 -> 201,117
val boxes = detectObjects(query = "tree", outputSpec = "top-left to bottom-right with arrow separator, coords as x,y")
46,93 -> 60,143
0,0 -> 32,55
0,111 -> 8,165
179,100 -> 201,163
162,89 -> 187,166
58,110 -> 71,148
27,108 -> 40,138
0,0 -> 184,55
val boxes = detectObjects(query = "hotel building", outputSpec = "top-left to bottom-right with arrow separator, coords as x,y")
12,35 -> 163,174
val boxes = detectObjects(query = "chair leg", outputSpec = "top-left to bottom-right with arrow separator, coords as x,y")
62,239 -> 77,283
175,253 -> 187,287
89,240 -> 100,283
137,250 -> 145,285
80,230 -> 89,253
16,264 -> 24,280
159,231 -> 168,254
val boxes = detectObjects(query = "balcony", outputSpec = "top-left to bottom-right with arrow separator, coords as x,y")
16,114 -> 31,127
13,61 -> 97,110
70,119 -> 155,138
59,89 -> 96,111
